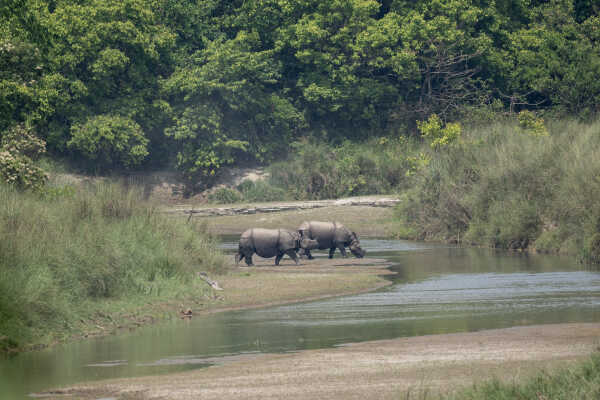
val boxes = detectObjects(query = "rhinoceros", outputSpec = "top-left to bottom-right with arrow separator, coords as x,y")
298,221 -> 366,259
235,228 -> 319,266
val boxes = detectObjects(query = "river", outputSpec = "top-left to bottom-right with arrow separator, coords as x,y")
1,239 -> 599,398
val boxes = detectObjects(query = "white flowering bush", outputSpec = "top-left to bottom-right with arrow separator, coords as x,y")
0,125 -> 48,191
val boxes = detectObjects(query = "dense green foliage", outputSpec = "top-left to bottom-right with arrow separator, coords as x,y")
396,118 -> 600,261
0,124 -> 48,190
268,137 -> 422,199
0,182 -> 225,351
448,353 -> 600,400
207,179 -> 289,204
1,0 -> 598,181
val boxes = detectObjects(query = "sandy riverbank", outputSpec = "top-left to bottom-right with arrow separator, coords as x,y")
42,322 -> 600,399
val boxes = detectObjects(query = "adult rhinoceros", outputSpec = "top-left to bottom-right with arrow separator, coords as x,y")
298,221 -> 366,259
235,228 -> 318,266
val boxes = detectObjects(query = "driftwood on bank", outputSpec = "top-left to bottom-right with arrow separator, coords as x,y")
165,197 -> 401,218
197,272 -> 223,291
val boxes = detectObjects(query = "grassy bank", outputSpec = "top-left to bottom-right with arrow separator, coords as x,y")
396,118 -> 600,262
0,183 -> 225,352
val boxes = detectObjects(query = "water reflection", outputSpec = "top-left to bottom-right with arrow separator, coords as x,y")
1,239 -> 599,398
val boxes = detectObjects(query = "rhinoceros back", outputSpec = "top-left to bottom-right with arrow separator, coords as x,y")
243,228 -> 281,258
302,221 -> 341,249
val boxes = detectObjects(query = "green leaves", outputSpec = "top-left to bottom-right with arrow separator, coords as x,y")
0,0 -> 598,180
68,114 -> 149,169
417,114 -> 462,149
501,1 -> 600,113
164,29 -> 303,180
0,124 -> 48,191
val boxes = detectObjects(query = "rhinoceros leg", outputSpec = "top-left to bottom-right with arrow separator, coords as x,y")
328,246 -> 336,259
242,250 -> 254,266
285,249 -> 300,265
275,252 -> 284,265
338,245 -> 348,258
301,249 -> 314,259
235,252 -> 243,265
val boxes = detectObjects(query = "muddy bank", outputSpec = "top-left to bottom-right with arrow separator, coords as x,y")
42,323 -> 600,400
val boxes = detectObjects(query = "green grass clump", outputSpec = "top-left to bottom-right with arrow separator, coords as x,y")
207,180 -> 289,204
448,353 -> 600,400
0,182 -> 225,351
269,137 -> 419,200
396,118 -> 600,260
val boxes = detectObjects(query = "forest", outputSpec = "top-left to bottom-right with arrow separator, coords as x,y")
2,0 -> 599,186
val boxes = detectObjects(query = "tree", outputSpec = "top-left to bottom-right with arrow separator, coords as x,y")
68,114 -> 149,169
163,31 -> 303,183
502,1 -> 600,114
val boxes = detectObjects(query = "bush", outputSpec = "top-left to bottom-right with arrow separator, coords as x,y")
237,180 -> 288,202
68,114 -> 149,169
517,110 -> 549,137
268,137 -> 418,200
0,124 -> 48,190
207,187 -> 242,204
417,114 -> 462,149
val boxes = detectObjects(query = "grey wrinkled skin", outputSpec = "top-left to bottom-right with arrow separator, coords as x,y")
297,221 -> 366,259
235,228 -> 319,266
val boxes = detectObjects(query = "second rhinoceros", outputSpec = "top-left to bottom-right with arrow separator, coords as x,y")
298,221 -> 366,259
235,228 -> 318,266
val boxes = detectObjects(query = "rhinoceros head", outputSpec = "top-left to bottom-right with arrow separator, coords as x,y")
349,232 -> 366,258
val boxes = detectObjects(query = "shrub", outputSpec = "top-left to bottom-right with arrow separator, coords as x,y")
0,124 -> 48,191
417,114 -> 462,149
517,110 -> 549,136
268,137 -> 418,200
68,114 -> 149,169
237,179 -> 288,202
207,187 -> 242,204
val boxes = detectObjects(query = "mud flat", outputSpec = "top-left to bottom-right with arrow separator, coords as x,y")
41,323 -> 600,400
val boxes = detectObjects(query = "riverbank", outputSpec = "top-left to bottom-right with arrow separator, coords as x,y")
40,322 -> 600,399
62,256 -> 393,348
193,203 -> 397,237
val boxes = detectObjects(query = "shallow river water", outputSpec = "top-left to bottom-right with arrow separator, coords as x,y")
1,239 -> 600,398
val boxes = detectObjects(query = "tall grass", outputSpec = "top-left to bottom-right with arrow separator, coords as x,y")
447,353 -> 600,400
0,182 -> 225,351
396,118 -> 600,261
268,137 -> 419,200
